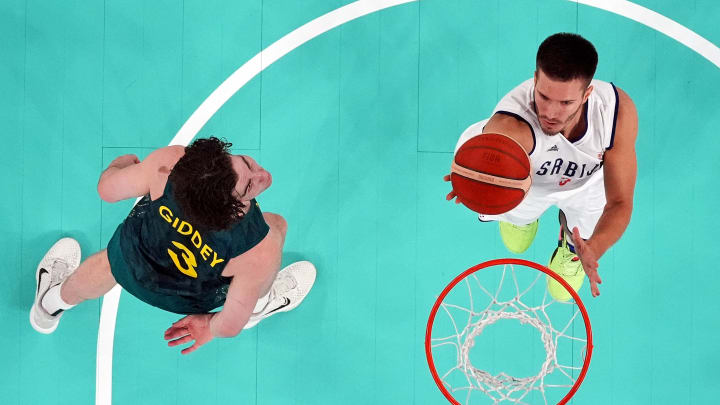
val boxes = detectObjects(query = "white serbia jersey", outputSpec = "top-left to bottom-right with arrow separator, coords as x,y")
457,78 -> 619,198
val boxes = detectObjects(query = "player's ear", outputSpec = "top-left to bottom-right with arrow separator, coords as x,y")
582,84 -> 594,103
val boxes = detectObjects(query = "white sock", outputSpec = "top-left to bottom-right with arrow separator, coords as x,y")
41,282 -> 75,315
252,291 -> 271,314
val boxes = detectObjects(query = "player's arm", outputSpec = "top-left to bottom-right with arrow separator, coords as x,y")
586,87 -> 638,258
209,224 -> 284,337
481,113 -> 535,154
208,270 -> 260,338
97,146 -> 183,202
164,217 -> 284,354
163,272 -> 259,353
445,113 -> 534,202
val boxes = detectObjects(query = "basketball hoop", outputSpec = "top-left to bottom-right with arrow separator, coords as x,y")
425,259 -> 593,404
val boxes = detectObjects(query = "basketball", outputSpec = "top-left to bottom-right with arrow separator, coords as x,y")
450,133 -> 531,215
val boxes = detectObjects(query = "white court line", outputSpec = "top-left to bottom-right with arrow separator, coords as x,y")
95,1 -> 720,403
95,1 -> 415,404
569,0 -> 720,69
96,285 -> 121,405
170,0 -> 417,146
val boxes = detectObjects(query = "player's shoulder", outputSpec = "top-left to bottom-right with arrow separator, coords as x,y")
611,85 -> 637,125
148,145 -> 185,161
143,146 -> 187,198
615,86 -> 638,141
587,79 -> 615,104
143,145 -> 186,170
487,113 -> 532,133
613,86 -> 634,108
591,80 -> 634,110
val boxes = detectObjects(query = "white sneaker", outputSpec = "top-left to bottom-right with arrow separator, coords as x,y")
244,261 -> 316,329
30,238 -> 82,334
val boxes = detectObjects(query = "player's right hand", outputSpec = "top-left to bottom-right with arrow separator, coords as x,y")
443,174 -> 461,204
570,227 -> 602,298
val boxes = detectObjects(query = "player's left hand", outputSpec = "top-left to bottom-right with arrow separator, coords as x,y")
164,313 -> 215,355
571,227 -> 602,298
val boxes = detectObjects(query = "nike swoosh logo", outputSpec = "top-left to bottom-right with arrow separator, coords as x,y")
37,268 -> 49,294
50,309 -> 64,317
265,298 -> 291,315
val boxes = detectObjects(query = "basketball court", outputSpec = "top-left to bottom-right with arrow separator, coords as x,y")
2,0 -> 719,403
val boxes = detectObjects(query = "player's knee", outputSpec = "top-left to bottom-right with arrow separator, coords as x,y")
263,213 -> 287,238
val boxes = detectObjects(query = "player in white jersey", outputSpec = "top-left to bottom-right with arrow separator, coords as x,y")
446,33 -> 638,301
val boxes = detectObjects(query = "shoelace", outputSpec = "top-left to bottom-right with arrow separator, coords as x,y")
272,273 -> 298,296
49,259 -> 70,285
557,247 -> 581,277
255,276 -> 296,316
255,272 -> 299,316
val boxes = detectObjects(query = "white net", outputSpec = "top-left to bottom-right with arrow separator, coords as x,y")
429,262 -> 591,405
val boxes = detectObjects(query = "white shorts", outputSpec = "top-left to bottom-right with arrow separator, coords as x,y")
477,171 -> 606,239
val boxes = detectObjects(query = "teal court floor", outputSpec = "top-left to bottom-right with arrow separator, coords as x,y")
2,0 -> 719,404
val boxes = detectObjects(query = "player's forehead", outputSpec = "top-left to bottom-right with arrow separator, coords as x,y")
230,154 -> 249,168
535,70 -> 586,100
230,155 -> 251,181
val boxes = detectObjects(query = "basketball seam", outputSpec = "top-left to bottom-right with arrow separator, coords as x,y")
457,145 -> 530,179
451,173 -> 528,193
454,155 -> 530,181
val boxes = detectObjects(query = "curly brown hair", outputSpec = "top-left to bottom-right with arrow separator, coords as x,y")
168,137 -> 246,231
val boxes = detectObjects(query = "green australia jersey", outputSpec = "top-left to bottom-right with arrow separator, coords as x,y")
108,179 -> 269,314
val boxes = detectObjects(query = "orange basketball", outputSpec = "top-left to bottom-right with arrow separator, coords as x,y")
451,133 -> 531,215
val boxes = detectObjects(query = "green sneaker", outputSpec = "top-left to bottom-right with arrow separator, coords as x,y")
498,220 -> 538,254
547,238 -> 585,302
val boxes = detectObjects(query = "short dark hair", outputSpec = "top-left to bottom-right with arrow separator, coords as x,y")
536,33 -> 598,85
168,137 -> 246,231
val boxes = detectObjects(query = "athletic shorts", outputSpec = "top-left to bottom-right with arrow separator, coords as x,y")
478,171 -> 606,239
